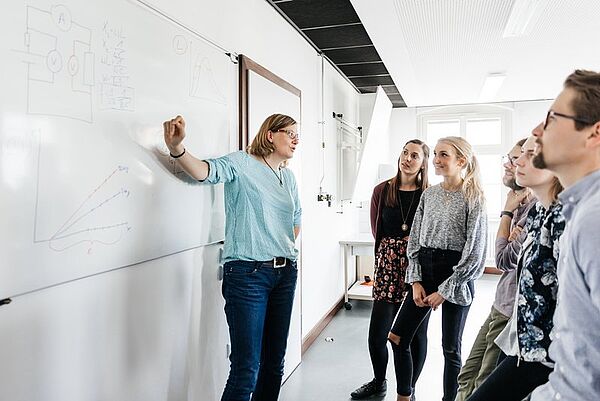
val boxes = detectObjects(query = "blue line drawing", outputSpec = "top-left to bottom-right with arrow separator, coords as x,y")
32,131 -> 132,253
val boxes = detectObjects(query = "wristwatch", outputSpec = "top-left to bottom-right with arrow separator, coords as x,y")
500,210 -> 514,219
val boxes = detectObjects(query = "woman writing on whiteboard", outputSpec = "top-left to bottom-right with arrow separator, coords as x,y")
388,137 -> 488,401
163,114 -> 301,401
351,140 -> 430,400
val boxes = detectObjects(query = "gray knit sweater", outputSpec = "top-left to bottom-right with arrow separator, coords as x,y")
406,184 -> 488,306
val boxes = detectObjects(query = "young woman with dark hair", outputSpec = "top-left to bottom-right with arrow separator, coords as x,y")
351,139 -> 430,400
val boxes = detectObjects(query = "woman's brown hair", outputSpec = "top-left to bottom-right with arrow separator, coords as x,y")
549,176 -> 563,202
247,113 -> 297,161
385,139 -> 430,207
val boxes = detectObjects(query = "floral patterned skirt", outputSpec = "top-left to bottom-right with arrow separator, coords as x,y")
373,236 -> 409,303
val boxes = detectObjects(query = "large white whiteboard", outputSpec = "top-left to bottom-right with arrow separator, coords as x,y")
0,0 -> 235,299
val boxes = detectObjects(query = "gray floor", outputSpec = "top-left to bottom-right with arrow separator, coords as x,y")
279,274 -> 500,401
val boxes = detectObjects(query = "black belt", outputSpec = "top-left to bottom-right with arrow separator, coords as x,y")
261,257 -> 292,268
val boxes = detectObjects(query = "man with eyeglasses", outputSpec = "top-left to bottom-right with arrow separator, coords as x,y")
530,70 -> 600,401
455,138 -> 535,401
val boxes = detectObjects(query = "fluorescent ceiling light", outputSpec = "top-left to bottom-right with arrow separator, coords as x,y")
503,0 -> 548,38
479,74 -> 506,102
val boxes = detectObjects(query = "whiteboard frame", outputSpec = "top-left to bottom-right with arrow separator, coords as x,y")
238,55 -> 302,149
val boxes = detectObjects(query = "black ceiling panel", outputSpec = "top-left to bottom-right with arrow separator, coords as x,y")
354,85 -> 397,93
355,86 -> 378,94
303,24 -> 371,49
383,85 -> 400,95
268,0 -> 406,107
323,46 -> 381,64
338,62 -> 389,77
387,94 -> 406,107
274,0 -> 360,29
350,75 -> 395,87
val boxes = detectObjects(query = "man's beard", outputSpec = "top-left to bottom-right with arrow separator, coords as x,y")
533,139 -> 547,169
533,152 -> 547,169
505,177 -> 524,191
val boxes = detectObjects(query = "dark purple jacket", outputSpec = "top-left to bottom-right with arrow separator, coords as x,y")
370,181 -> 389,254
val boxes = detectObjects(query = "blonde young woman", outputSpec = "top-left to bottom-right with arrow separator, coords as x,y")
388,137 -> 488,401
163,114 -> 301,401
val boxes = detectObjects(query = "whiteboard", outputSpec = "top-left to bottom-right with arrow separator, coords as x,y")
0,0 -> 235,299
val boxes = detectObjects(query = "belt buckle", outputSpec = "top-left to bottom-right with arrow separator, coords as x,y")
273,257 -> 286,268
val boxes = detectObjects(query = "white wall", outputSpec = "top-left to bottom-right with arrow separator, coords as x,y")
388,107 -> 419,163
0,0 -> 362,400
300,58 -> 361,335
354,88 -> 392,203
511,100 -> 553,143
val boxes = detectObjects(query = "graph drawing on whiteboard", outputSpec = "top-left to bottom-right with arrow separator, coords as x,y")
172,35 -> 227,105
32,133 -> 132,253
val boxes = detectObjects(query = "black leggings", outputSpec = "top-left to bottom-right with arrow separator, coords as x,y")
465,355 -> 552,401
368,300 -> 429,389
390,248 -> 473,401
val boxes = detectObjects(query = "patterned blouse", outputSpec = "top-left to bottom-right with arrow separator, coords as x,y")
496,201 -> 565,364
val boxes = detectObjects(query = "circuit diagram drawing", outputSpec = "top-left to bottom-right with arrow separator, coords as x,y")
22,5 -> 95,122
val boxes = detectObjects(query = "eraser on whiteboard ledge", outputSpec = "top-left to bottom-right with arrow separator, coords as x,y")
0,298 -> 12,306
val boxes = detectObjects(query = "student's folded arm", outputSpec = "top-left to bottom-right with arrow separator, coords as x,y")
495,227 -> 527,272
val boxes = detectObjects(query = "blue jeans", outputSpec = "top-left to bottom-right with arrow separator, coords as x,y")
220,259 -> 298,401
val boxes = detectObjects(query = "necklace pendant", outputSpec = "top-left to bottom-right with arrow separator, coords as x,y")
402,224 -> 408,231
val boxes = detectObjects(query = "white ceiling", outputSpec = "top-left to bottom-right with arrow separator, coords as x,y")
351,0 -> 600,107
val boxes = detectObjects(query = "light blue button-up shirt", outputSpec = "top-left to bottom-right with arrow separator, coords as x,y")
531,168 -> 600,401
204,151 -> 301,264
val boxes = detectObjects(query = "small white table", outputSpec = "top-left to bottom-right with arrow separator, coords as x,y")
339,236 -> 375,310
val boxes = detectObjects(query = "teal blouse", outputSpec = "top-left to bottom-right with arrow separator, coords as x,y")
204,151 -> 301,263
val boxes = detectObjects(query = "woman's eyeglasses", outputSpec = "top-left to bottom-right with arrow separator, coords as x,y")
275,129 -> 300,140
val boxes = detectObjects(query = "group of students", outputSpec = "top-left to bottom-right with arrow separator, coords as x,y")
352,69 -> 600,401
162,68 -> 600,401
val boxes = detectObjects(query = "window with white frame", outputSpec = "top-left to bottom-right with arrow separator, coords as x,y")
419,106 -> 512,267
